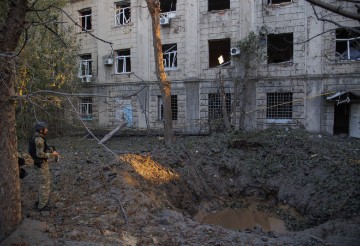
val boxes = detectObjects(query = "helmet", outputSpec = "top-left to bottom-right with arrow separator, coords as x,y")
34,122 -> 47,132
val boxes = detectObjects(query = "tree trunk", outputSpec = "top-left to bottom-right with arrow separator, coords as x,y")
219,71 -> 231,131
146,0 -> 175,145
238,79 -> 247,130
231,79 -> 238,127
0,0 -> 28,241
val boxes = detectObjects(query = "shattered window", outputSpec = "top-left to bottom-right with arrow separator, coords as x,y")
268,0 -> 291,4
80,97 -> 93,120
79,8 -> 92,31
266,93 -> 293,119
335,28 -> 360,61
209,39 -> 231,68
160,0 -> 176,13
162,44 -> 177,70
208,0 -> 230,11
115,1 -> 131,26
208,93 -> 231,120
79,54 -> 92,82
267,33 -> 293,64
115,49 -> 131,74
158,95 -> 178,121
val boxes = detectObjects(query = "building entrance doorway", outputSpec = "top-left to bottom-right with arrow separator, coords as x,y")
333,103 -> 350,135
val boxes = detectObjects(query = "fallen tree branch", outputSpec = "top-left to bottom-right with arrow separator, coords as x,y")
99,123 -> 127,144
110,195 -> 129,229
181,143 -> 212,199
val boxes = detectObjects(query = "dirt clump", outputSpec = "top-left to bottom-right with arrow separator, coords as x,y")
3,128 -> 360,245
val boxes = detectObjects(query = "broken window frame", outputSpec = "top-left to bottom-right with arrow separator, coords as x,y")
115,49 -> 131,74
266,92 -> 293,123
158,95 -> 178,121
268,0 -> 292,5
267,33 -> 293,64
78,9 -> 92,32
80,97 -> 93,120
208,0 -> 230,11
208,39 -> 231,68
208,93 -> 231,120
115,1 -> 131,26
79,54 -> 92,81
162,44 -> 177,70
335,28 -> 360,62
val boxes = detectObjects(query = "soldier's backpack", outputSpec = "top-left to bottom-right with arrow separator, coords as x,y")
28,137 -> 37,160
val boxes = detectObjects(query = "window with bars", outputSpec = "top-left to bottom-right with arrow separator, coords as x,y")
115,49 -> 131,74
267,33 -> 293,64
79,9 -> 92,32
335,28 -> 360,61
80,97 -> 93,120
79,54 -> 92,82
115,1 -> 131,26
208,93 -> 231,120
162,44 -> 177,70
266,93 -> 293,120
158,95 -> 178,121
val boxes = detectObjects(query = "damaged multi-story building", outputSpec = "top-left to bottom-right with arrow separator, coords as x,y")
63,0 -> 360,137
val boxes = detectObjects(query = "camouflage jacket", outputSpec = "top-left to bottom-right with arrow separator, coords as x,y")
34,132 -> 53,160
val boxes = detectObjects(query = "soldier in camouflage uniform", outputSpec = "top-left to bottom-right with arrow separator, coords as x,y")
32,122 -> 59,211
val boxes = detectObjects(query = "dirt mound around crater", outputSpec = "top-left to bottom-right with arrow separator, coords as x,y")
6,128 -> 360,245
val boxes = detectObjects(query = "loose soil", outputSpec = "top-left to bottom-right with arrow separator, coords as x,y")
2,128 -> 360,245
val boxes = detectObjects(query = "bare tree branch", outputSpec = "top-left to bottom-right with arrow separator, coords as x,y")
337,0 -> 360,3
305,0 -> 360,21
311,5 -> 360,34
28,4 -> 114,46
34,11 -> 68,47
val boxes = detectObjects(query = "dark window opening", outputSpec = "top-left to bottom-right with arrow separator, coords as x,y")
268,0 -> 291,4
333,104 -> 350,135
266,93 -> 293,119
336,28 -> 360,61
209,39 -> 230,68
208,0 -> 230,11
160,0 -> 176,13
208,93 -> 231,120
267,33 -> 293,64
158,95 -> 178,121
79,9 -> 92,31
115,49 -> 131,73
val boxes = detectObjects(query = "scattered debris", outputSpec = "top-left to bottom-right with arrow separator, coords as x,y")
8,128 -> 360,245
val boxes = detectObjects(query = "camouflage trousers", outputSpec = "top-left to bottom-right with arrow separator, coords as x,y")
35,161 -> 51,209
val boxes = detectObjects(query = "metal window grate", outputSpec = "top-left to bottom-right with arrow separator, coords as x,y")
266,93 -> 292,119
158,95 -> 178,120
208,93 -> 231,120
171,95 -> 178,120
